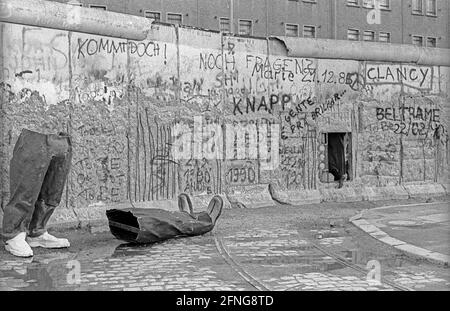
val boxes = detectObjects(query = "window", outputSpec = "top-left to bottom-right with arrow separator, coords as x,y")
427,37 -> 437,47
219,18 -> 231,33
364,0 -> 390,9
363,0 -> 374,8
347,28 -> 360,41
412,0 -> 423,14
426,0 -> 437,15
347,0 -> 359,6
238,19 -> 252,35
89,4 -> 106,10
363,30 -> 375,41
303,25 -> 316,38
285,24 -> 299,37
67,1 -> 82,6
379,0 -> 390,9
167,13 -> 182,25
144,11 -> 161,21
412,35 -> 424,46
379,32 -> 391,43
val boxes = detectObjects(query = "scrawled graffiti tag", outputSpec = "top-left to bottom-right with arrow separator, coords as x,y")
1,22 -> 448,208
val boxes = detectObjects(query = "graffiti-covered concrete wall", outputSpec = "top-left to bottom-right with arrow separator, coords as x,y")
1,21 -> 449,216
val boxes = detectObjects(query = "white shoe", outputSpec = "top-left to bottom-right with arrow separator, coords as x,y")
5,232 -> 34,257
27,232 -> 70,249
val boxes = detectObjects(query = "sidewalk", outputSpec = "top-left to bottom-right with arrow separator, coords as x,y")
351,201 -> 450,266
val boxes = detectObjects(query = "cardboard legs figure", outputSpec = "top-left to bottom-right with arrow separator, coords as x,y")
2,129 -> 72,257
106,194 -> 223,244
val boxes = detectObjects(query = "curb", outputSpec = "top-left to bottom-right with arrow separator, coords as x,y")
268,184 -> 321,206
350,204 -> 450,267
226,184 -> 275,209
362,186 -> 409,201
403,183 -> 447,198
442,184 -> 450,195
320,187 -> 364,203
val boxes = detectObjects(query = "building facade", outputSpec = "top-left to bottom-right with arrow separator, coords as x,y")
56,0 -> 449,48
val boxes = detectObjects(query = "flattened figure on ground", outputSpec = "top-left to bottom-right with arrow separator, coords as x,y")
106,194 -> 223,244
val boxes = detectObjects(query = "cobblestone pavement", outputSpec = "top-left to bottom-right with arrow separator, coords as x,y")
1,201 -> 449,291
220,228 -> 390,291
79,238 -> 250,291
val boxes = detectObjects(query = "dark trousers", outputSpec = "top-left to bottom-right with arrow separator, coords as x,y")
106,208 -> 216,244
2,129 -> 72,241
106,196 -> 223,244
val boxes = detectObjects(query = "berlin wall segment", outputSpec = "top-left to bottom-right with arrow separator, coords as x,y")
0,22 -> 448,211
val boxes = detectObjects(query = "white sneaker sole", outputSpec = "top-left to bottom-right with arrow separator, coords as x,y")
5,244 -> 33,257
27,241 -> 70,249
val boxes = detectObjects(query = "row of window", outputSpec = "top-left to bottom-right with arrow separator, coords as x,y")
76,2 -> 441,46
220,18 -> 252,35
79,5 -> 183,25
145,14 -> 317,38
285,24 -> 316,38
144,11 -> 183,25
412,35 -> 437,47
347,0 -> 438,16
347,0 -> 390,10
412,0 -> 438,15
347,29 -> 391,43
81,0 -> 438,18
347,28 -> 437,47
145,13 -> 256,36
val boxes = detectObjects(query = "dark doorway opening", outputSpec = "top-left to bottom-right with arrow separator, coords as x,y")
322,132 -> 352,187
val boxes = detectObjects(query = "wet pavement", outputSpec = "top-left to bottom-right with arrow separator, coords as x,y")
0,200 -> 449,291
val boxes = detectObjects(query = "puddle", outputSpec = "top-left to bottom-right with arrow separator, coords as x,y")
339,249 -> 406,268
0,263 -> 59,290
244,256 -> 346,273
111,241 -> 166,258
0,251 -> 85,291
312,230 -> 341,239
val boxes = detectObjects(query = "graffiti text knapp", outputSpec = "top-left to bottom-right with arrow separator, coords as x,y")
366,64 -> 433,90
